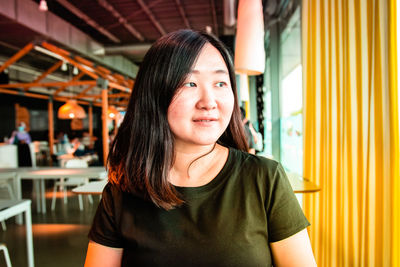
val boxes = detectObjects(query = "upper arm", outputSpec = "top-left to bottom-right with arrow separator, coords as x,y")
85,240 -> 123,267
270,229 -> 317,267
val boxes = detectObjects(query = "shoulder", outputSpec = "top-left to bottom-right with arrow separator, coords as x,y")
226,148 -> 283,189
102,181 -> 151,210
229,147 -> 280,176
101,182 -> 124,211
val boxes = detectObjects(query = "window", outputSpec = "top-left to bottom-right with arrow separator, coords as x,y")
262,4 -> 303,175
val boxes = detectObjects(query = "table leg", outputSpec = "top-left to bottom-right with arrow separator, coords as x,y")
24,206 -> 35,267
40,180 -> 46,214
15,174 -> 23,224
34,181 -> 41,213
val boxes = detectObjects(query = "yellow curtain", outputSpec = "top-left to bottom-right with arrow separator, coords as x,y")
301,0 -> 399,266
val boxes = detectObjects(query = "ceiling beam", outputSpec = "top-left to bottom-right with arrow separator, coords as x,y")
40,42 -> 99,80
174,0 -> 191,29
0,80 -> 96,89
96,0 -> 145,42
0,88 -> 103,107
74,84 -> 96,98
137,0 -> 167,36
0,43 -> 34,73
210,0 -> 219,36
53,72 -> 85,97
28,60 -> 63,90
106,0 -> 164,30
56,0 -> 120,43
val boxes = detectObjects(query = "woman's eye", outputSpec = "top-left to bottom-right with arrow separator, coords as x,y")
184,82 -> 196,87
216,82 -> 227,87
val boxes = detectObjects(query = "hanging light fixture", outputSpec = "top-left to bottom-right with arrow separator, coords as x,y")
234,0 -> 265,75
39,0 -> 48,11
239,74 -> 249,101
57,63 -> 86,119
61,61 -> 68,71
73,66 -> 79,75
58,99 -> 86,119
107,105 -> 119,119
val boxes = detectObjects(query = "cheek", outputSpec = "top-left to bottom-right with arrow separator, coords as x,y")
221,91 -> 235,118
167,97 -> 187,125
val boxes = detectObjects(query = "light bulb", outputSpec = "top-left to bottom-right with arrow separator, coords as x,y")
61,61 -> 68,71
39,0 -> 48,11
73,66 -> 79,75
69,113 -> 75,119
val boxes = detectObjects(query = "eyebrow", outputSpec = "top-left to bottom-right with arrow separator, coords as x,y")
190,69 -> 229,75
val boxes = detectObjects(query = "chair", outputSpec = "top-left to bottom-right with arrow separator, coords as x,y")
51,159 -> 93,211
0,243 -> 12,267
0,173 -> 17,231
0,200 -> 34,267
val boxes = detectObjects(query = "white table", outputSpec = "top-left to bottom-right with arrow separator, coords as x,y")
72,180 -> 108,195
0,199 -> 34,267
0,167 -> 106,214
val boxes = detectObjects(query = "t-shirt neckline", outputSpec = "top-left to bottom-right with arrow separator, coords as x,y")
173,147 -> 233,198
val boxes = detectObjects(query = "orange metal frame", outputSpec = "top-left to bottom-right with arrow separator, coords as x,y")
0,41 -> 133,105
0,41 -> 134,165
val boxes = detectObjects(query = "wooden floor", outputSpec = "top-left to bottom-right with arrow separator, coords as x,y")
0,181 -> 100,267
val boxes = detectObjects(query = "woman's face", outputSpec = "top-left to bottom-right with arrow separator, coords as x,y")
167,43 -> 234,149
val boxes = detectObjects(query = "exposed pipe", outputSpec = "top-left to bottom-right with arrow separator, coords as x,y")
93,43 -> 152,57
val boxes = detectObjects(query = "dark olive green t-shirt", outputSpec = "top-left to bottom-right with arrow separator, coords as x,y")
89,148 -> 310,266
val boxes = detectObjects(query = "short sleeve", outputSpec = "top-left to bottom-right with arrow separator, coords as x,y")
266,163 -> 310,242
88,183 -> 123,248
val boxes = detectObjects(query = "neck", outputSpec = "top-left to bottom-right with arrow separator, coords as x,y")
170,143 -> 222,186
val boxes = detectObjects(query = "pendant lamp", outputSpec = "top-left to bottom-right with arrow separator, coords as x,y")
39,0 -> 48,11
239,74 -> 250,101
107,105 -> 119,119
57,99 -> 86,119
234,0 -> 265,75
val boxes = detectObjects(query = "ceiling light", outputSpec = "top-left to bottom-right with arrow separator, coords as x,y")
34,46 -> 64,61
239,74 -> 249,101
234,0 -> 265,75
58,100 -> 86,119
107,105 -> 119,119
39,0 -> 48,12
61,61 -> 68,71
73,66 -> 79,75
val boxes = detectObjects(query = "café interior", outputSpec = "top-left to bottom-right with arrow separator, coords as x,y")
0,0 -> 399,266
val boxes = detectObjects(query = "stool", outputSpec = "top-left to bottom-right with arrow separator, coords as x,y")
0,243 -> 12,267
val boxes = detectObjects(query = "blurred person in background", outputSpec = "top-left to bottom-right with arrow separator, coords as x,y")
9,121 -> 31,145
9,121 -> 32,166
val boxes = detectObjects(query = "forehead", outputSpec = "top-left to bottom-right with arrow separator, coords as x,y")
191,43 -> 228,72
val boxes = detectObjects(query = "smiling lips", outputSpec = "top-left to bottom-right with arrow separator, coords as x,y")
193,117 -> 218,124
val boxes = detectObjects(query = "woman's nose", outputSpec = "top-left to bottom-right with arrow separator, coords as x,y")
196,86 -> 217,110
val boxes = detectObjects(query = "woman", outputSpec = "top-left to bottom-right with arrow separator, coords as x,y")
9,122 -> 31,145
85,29 -> 316,267
9,122 -> 32,166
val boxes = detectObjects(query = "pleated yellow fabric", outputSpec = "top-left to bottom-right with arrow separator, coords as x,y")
301,0 -> 399,266
388,0 -> 399,265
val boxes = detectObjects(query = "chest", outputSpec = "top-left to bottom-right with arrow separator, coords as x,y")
118,186 -> 272,266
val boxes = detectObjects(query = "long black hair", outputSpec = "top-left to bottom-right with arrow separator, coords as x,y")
108,29 -> 248,210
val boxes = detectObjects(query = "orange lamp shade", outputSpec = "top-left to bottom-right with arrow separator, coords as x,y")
57,100 -> 86,119
107,105 -> 119,119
